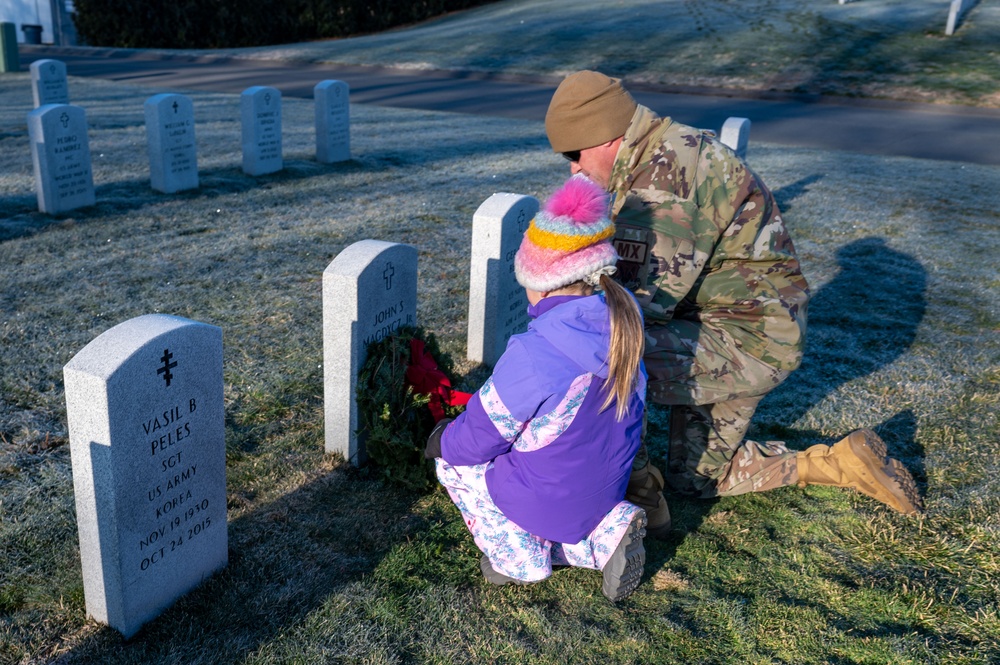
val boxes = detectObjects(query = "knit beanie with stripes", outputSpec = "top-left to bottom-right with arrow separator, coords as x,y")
514,175 -> 619,293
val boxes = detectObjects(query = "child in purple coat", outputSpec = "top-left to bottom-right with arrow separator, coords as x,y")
424,175 -> 648,601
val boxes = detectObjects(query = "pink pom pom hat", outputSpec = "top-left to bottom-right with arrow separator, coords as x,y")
514,174 -> 619,292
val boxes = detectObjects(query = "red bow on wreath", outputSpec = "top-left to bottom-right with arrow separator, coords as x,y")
404,338 -> 472,422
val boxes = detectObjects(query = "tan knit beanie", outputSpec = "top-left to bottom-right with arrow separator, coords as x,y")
545,71 -> 638,153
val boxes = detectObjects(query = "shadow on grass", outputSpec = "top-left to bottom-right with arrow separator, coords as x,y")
756,236 -> 928,471
0,158 -> 366,243
772,173 -> 823,214
643,236 -> 928,546
53,466 -> 428,663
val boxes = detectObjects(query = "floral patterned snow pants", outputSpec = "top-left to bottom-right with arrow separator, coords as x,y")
436,459 -> 641,582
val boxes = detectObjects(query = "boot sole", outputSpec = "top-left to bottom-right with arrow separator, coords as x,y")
627,465 -> 672,539
602,510 -> 647,602
848,429 -> 924,514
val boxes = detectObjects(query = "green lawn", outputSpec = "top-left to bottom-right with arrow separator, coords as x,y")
1,5 -> 999,662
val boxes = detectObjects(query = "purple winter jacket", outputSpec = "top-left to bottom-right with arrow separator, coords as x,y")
440,294 -> 646,543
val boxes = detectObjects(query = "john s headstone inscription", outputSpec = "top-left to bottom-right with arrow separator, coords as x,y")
64,314 -> 227,638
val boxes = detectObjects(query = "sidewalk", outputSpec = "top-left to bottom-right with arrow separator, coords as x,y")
18,44 -> 1000,166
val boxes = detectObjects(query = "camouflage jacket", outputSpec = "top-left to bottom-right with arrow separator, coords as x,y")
609,105 -> 810,371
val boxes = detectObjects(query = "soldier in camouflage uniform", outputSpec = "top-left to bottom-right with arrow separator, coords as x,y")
544,71 -> 923,537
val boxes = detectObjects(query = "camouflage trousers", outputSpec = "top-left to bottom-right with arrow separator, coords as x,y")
638,317 -> 800,498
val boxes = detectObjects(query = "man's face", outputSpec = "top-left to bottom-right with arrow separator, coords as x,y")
567,141 -> 617,190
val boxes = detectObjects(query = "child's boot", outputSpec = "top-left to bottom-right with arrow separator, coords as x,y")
601,509 -> 647,602
480,556 -> 534,586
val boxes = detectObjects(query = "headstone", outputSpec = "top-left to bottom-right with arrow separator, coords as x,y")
1,22 -> 21,73
466,193 -> 537,366
30,59 -> 69,107
946,0 -> 975,35
323,240 -> 418,464
314,80 -> 350,163
144,93 -> 199,194
28,104 -> 95,214
241,86 -> 282,176
64,314 -> 227,639
719,117 -> 751,161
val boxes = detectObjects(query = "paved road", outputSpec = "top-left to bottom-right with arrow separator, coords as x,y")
20,45 -> 1000,166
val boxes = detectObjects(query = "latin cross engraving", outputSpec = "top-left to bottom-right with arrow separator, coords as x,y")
383,262 -> 395,290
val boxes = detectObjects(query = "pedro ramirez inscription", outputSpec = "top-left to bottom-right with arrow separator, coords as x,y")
64,314 -> 226,638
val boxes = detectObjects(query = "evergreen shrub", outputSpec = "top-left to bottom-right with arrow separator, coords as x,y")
73,0 -> 499,49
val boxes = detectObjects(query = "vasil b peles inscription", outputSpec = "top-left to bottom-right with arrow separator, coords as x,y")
30,59 -> 69,107
145,93 -> 199,194
28,104 -> 95,214
323,240 -> 417,465
241,86 -> 282,176
314,80 -> 350,163
64,314 -> 227,638
466,193 -> 537,367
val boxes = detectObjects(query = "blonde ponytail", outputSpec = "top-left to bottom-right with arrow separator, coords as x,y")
599,274 -> 644,421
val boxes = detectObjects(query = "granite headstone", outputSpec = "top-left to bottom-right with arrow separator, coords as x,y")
145,93 -> 199,194
719,117 -> 751,161
314,80 -> 350,163
27,103 -> 95,214
241,86 -> 282,176
466,193 -> 537,366
30,59 -> 69,107
64,314 -> 227,639
323,240 -> 417,464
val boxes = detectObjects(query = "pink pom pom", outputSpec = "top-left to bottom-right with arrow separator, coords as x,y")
543,175 -> 608,225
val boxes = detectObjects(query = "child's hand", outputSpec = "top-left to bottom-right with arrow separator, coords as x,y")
424,418 -> 454,459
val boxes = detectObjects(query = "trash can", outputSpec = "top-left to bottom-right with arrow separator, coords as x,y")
22,24 -> 42,45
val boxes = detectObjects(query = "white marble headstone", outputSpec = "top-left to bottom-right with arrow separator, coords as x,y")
946,0 -> 974,35
30,59 -> 69,107
27,103 -> 95,214
64,314 -> 227,639
323,240 -> 418,464
719,117 -> 751,161
145,93 -> 199,194
466,193 -> 537,366
314,80 -> 350,163
241,86 -> 282,176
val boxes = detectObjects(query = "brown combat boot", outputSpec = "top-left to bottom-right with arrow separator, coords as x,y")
626,462 -> 672,539
797,429 -> 923,515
